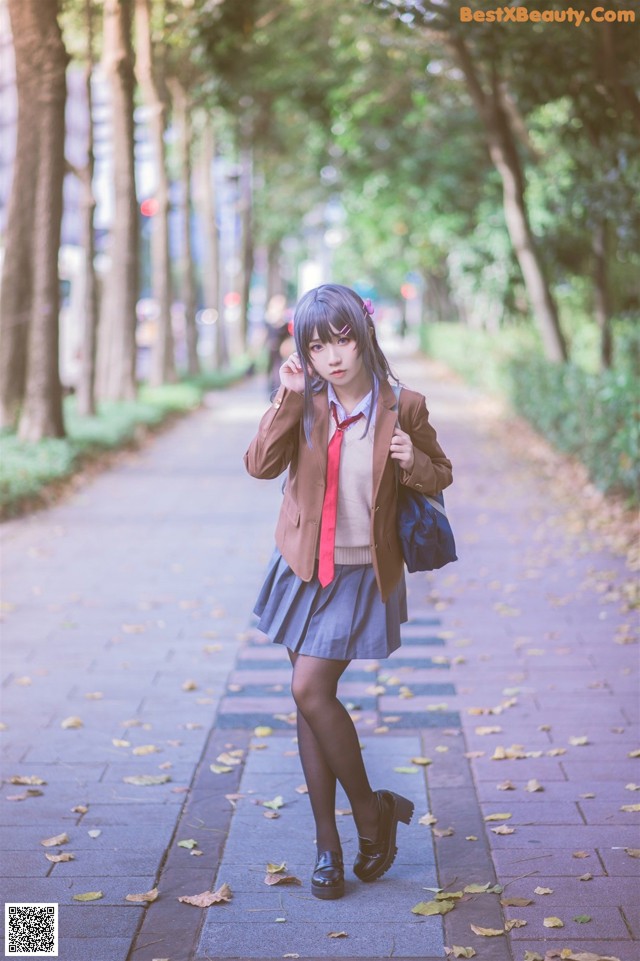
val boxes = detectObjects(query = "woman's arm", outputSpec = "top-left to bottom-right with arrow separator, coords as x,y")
398,395 -> 453,495
243,385 -> 303,479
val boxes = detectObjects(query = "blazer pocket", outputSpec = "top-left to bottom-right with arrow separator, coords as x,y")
283,497 -> 301,527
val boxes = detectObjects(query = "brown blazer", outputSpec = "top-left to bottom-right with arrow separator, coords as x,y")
244,379 -> 453,602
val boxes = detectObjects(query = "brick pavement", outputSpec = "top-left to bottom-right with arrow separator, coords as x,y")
0,347 -> 638,961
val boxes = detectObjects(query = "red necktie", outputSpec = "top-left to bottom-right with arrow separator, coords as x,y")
318,403 -> 364,587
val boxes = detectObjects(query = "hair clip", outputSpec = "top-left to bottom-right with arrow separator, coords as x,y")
362,298 -> 375,316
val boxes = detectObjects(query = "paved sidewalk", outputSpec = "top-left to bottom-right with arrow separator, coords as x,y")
1,347 -> 638,961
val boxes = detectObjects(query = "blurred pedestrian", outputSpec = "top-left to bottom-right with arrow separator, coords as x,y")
244,284 -> 453,899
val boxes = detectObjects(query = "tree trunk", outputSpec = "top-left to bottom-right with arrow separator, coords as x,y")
239,141 -> 254,351
200,119 -> 228,369
266,239 -> 283,303
97,0 -> 138,401
592,219 -> 613,371
11,0 -> 68,441
167,77 -> 199,377
0,3 -> 41,429
134,0 -> 175,386
450,37 -> 567,363
76,0 -> 99,416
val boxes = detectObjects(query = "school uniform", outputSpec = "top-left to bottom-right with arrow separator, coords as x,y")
244,378 -> 453,660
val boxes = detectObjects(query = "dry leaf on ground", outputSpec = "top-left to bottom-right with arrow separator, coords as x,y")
543,916 -> 564,928
41,832 -> 69,847
61,716 -> 84,729
178,883 -> 232,906
412,899 -> 456,916
125,888 -> 158,903
445,948 -> 476,959
73,891 -> 103,901
264,873 -> 301,886
45,852 -> 75,863
469,924 -> 503,936
123,775 -> 171,786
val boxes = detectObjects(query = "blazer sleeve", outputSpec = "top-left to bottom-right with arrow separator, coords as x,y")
399,394 -> 453,495
243,384 -> 304,479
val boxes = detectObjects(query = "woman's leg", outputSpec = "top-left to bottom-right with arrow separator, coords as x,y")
289,653 -> 341,852
289,652 -> 379,844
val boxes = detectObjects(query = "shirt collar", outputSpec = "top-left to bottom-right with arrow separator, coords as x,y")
327,380 -> 378,424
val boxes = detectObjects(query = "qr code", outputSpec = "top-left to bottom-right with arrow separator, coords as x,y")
4,903 -> 58,956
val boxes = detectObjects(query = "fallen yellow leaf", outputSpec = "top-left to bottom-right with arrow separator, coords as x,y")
45,852 -> 75,863
491,825 -> 515,835
411,756 -> 433,766
543,916 -> 564,928
534,886 -> 553,895
73,891 -> 103,901
61,716 -> 84,729
412,899 -> 456,916
254,726 -> 273,737
445,947 -> 476,958
484,813 -> 512,822
10,775 -> 47,786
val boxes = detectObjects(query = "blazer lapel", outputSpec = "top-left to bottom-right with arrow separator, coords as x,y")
372,380 -> 398,503
310,388 -> 329,481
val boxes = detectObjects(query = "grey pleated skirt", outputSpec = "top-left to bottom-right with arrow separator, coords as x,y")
253,548 -> 407,660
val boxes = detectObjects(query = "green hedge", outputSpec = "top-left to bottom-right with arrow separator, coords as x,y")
0,357 -> 251,517
420,322 -> 638,505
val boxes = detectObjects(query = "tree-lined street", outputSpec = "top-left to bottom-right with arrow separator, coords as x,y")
1,352 -> 637,960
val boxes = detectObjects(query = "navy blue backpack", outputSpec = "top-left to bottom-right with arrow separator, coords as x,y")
392,385 -> 458,573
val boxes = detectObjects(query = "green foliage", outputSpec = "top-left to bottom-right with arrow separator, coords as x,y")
0,362 -> 251,516
422,321 -> 639,503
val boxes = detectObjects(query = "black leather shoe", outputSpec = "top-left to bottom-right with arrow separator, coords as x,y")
311,850 -> 344,900
353,790 -> 414,882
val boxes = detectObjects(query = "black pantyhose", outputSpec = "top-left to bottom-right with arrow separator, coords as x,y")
288,651 -> 379,853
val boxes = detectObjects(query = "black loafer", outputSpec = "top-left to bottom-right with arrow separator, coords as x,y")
353,790 -> 414,882
311,850 -> 344,900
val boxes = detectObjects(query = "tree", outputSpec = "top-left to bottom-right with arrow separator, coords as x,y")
2,0 -> 68,440
135,0 -> 175,385
75,0 -> 100,416
97,0 -> 139,401
167,76 -> 200,376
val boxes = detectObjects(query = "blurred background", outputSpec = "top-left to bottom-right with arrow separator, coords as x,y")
0,0 -> 638,510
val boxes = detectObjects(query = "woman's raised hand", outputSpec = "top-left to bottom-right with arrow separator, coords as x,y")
390,427 -> 415,472
279,352 -> 306,393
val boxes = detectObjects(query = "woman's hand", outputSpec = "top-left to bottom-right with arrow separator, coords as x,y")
279,352 -> 306,394
390,428 -> 415,473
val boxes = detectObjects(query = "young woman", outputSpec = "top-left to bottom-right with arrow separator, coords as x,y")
244,284 -> 453,899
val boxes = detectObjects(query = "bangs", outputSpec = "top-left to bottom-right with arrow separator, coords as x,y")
295,296 -> 365,363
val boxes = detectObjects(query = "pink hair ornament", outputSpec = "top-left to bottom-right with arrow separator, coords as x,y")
362,298 -> 375,316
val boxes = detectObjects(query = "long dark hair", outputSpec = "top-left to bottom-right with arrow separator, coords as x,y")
293,284 -> 397,445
